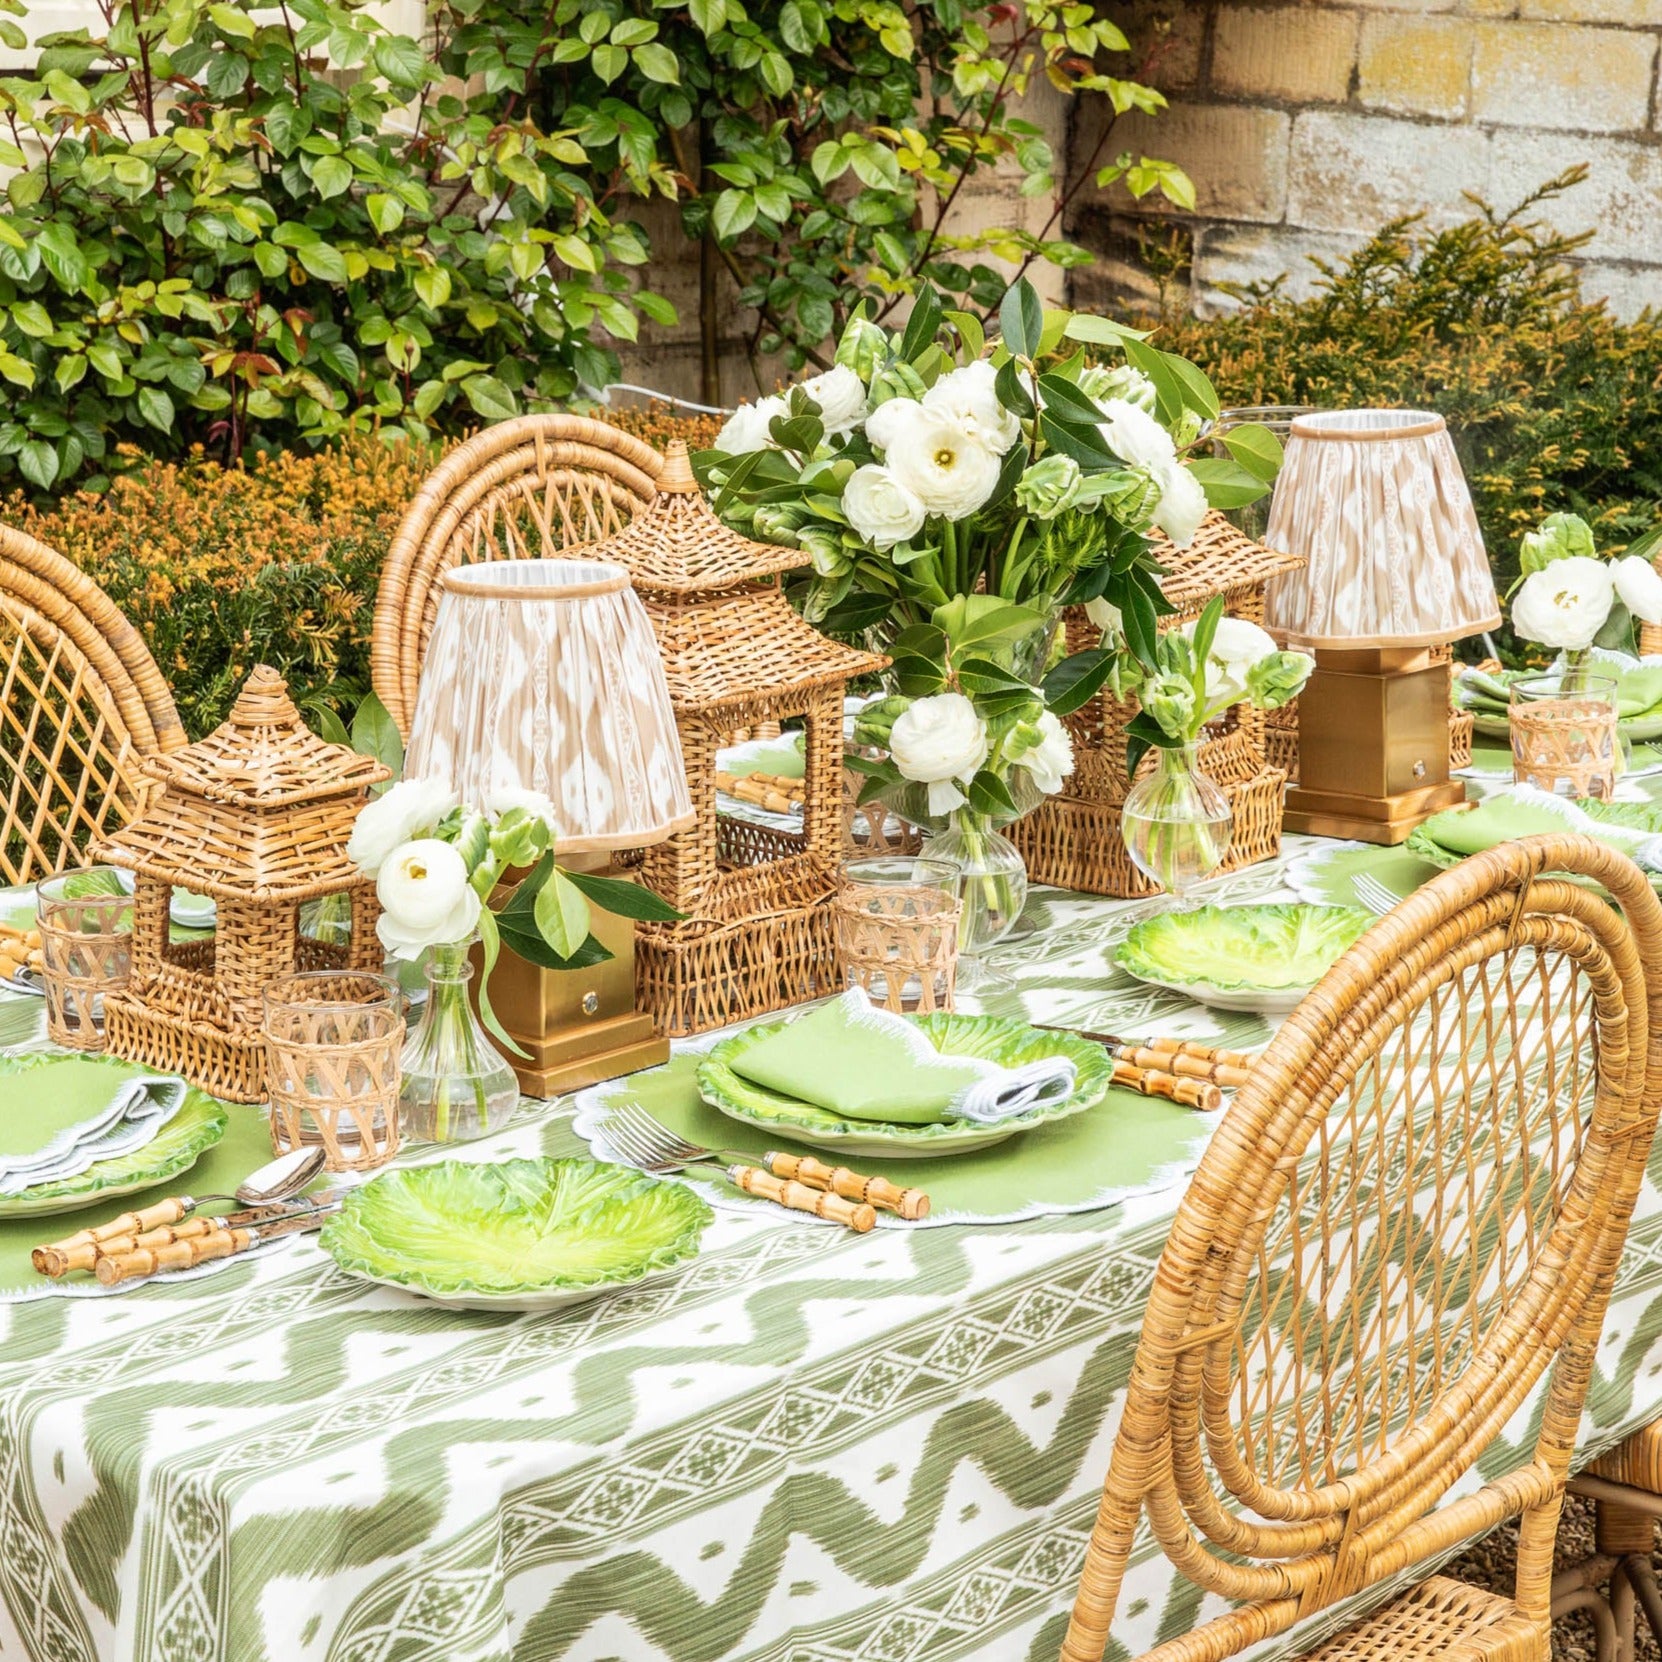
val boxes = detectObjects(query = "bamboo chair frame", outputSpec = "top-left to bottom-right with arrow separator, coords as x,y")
371,415 -> 664,737
1063,834 -> 1662,1662
0,525 -> 186,885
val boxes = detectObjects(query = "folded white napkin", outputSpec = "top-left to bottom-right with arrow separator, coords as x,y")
0,1073 -> 188,1195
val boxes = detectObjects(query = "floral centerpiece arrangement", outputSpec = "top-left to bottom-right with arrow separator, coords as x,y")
349,779 -> 678,1142
1457,512 -> 1662,739
1105,598 -> 1312,900
701,278 -> 1281,951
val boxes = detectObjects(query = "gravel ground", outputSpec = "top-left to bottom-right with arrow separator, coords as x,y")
1444,1494 -> 1659,1661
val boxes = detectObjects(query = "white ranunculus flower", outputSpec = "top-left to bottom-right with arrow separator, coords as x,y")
922,360 -> 1022,456
483,785 -> 559,828
1097,399 -> 1178,473
1018,710 -> 1075,795
1185,614 -> 1281,706
1613,555 -> 1662,625
375,838 -> 482,959
888,692 -> 989,816
798,364 -> 867,438
1084,597 -> 1124,640
1152,460 -> 1208,548
843,464 -> 927,551
863,396 -> 922,454
885,411 -> 1000,520
347,777 -> 458,877
1511,556 -> 1616,650
715,395 -> 788,454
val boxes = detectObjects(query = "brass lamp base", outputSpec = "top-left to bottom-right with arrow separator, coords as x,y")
469,868 -> 668,1100
1282,646 -> 1468,846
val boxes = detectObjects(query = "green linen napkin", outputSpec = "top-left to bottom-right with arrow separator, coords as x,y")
0,1057 -> 188,1194
727,988 -> 1077,1125
1411,786 -> 1662,869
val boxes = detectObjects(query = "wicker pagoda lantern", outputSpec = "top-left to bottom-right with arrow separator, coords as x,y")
583,442 -> 887,1035
1013,514 -> 1304,898
94,667 -> 391,1101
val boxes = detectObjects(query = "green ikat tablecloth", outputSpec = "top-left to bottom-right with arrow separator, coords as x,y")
7,832 -> 1662,1662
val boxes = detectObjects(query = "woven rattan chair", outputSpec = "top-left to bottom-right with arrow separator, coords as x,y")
0,525 -> 185,885
1551,1428 -> 1662,1656
1062,833 -> 1662,1662
370,414 -> 664,738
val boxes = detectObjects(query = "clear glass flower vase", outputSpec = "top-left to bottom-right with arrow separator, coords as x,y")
920,814 -> 1028,966
399,943 -> 519,1144
1120,742 -> 1234,906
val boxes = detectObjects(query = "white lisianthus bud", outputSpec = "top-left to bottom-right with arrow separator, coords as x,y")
715,395 -> 789,454
1097,399 -> 1177,473
798,364 -> 867,438
1015,709 -> 1075,795
1151,461 -> 1208,548
1613,555 -> 1662,625
888,692 -> 989,816
1183,614 -> 1282,706
843,464 -> 927,551
863,396 -> 923,454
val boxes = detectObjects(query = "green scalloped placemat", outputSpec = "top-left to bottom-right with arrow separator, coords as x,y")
569,1047 -> 1216,1227
0,1094 -> 289,1300
1285,842 -> 1444,911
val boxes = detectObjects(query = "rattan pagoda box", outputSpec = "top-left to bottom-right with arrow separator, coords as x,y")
575,443 -> 888,1036
93,668 -> 390,1102
1012,514 -> 1304,898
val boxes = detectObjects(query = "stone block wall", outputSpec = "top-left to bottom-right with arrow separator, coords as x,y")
1069,0 -> 1662,319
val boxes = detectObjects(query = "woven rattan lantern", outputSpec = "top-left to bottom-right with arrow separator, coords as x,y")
583,442 -> 887,1035
1012,515 -> 1305,898
94,667 -> 391,1102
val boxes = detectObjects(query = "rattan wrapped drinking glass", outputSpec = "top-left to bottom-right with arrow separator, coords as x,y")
1510,672 -> 1619,798
36,870 -> 134,1052
261,972 -> 404,1172
833,857 -> 961,1015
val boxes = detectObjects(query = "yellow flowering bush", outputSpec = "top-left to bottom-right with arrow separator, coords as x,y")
10,415 -> 716,734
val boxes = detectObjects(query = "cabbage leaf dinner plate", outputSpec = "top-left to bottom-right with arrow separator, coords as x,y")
320,1157 -> 713,1311
698,1013 -> 1111,1158
1116,903 -> 1374,1015
0,1054 -> 228,1218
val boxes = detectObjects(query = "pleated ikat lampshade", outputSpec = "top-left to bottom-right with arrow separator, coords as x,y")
404,558 -> 695,852
1264,409 -> 1500,648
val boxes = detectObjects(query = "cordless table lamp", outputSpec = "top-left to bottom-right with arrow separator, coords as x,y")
404,557 -> 695,1095
1265,410 -> 1500,844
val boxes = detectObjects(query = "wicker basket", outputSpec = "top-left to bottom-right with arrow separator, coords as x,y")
568,443 -> 888,1035
94,669 -> 390,1103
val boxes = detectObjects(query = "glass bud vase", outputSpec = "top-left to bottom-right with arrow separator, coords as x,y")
920,812 -> 1028,967
1120,742 -> 1234,906
399,942 -> 519,1144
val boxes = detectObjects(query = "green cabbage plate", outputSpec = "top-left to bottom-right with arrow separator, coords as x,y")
320,1157 -> 713,1310
0,1054 -> 227,1218
1116,903 -> 1374,1013
698,1014 -> 1110,1158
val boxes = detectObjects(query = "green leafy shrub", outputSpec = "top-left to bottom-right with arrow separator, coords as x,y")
0,0 -> 1188,493
1164,173 -> 1662,618
436,0 -> 1193,374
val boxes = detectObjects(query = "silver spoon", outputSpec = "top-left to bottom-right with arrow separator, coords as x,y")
177,1146 -> 327,1212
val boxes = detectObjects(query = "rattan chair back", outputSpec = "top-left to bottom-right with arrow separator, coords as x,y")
0,524 -> 185,885
1063,834 -> 1662,1662
371,415 -> 663,736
